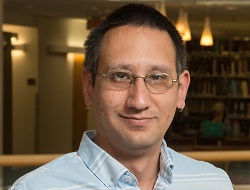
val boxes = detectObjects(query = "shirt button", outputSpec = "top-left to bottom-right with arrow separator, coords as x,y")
124,175 -> 132,183
109,182 -> 114,187
109,178 -> 115,187
14,184 -> 22,189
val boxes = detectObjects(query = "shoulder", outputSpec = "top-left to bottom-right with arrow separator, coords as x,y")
9,152 -> 87,189
168,147 -> 226,174
167,147 -> 233,189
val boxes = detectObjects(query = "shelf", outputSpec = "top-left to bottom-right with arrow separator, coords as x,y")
227,115 -> 250,120
187,95 -> 250,99
191,74 -> 250,79
186,112 -> 250,121
189,51 -> 250,58
179,38 -> 250,143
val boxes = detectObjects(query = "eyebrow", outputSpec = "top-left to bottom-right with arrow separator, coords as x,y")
106,63 -> 174,74
106,63 -> 132,71
149,65 -> 173,74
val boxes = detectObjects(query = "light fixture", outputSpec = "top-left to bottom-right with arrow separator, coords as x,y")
13,44 -> 27,51
176,9 -> 185,35
11,33 -> 18,42
182,11 -> 191,41
200,17 -> 213,46
159,0 -> 167,17
47,45 -> 84,54
176,9 -> 191,41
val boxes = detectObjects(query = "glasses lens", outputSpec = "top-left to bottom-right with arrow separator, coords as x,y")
146,74 -> 173,92
106,71 -> 132,90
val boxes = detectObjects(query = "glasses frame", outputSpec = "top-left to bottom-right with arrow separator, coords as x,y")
94,70 -> 179,93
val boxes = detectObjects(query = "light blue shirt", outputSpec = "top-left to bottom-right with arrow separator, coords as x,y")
10,130 -> 233,190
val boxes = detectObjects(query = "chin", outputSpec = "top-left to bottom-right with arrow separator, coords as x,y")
124,133 -> 160,148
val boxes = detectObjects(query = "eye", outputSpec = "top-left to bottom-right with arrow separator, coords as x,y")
148,74 -> 167,81
108,71 -> 132,82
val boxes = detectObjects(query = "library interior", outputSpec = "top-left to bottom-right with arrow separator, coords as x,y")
1,0 -> 250,189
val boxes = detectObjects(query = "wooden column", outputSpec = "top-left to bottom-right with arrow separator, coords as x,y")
3,32 -> 13,154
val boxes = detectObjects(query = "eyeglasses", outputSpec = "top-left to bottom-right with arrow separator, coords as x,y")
94,70 -> 179,93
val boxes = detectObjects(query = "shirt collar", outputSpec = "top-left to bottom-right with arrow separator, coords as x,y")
77,130 -> 128,188
77,130 -> 174,187
159,140 -> 174,184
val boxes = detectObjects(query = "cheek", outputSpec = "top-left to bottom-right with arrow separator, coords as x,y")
158,93 -> 178,121
95,90 -> 123,116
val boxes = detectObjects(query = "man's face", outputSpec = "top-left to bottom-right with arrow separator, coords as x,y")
83,25 -> 190,156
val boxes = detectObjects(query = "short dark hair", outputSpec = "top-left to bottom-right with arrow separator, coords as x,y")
84,3 -> 187,81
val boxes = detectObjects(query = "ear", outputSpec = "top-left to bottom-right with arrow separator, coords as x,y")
177,70 -> 190,110
82,71 -> 93,107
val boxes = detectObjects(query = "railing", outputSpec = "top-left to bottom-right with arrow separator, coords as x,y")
0,154 -> 61,166
0,150 -> 250,166
183,150 -> 250,162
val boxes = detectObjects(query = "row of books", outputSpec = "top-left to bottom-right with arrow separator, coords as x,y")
186,99 -> 250,118
189,58 -> 250,77
189,79 -> 250,97
186,38 -> 250,54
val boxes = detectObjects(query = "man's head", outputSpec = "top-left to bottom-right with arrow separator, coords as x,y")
82,3 -> 190,157
84,3 -> 187,82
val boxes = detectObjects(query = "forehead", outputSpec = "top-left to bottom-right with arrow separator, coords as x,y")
99,25 -> 176,74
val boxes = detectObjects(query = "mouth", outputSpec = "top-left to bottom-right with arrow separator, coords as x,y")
118,114 -> 154,127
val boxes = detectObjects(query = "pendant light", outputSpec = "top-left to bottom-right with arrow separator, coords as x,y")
200,17 -> 213,46
155,1 -> 167,17
182,11 -> 191,41
176,9 -> 185,36
176,9 -> 191,41
159,0 -> 167,17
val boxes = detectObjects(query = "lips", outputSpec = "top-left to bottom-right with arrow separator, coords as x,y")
119,113 -> 152,120
118,114 -> 154,127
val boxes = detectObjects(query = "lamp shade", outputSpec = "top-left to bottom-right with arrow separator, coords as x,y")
176,10 -> 191,41
182,12 -> 191,41
159,0 -> 167,17
176,9 -> 185,35
200,17 -> 213,46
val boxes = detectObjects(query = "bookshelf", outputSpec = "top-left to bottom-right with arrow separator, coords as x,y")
169,38 -> 250,147
188,53 -> 250,116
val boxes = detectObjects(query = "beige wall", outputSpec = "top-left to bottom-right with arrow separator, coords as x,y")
3,24 -> 39,154
37,17 -> 89,153
3,15 -> 90,154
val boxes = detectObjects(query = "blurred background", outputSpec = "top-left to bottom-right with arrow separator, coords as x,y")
1,0 -> 250,189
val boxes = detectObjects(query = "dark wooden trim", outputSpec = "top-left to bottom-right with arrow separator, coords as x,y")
3,32 -> 13,154
72,54 -> 88,151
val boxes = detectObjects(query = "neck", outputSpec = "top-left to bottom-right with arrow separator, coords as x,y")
119,147 -> 161,190
94,134 -> 162,190
129,157 -> 159,190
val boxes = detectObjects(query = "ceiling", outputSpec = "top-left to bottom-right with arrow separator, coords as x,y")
3,0 -> 250,38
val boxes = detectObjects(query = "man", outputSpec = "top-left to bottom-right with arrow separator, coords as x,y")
10,3 -> 233,190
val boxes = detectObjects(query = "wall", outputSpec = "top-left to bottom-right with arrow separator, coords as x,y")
2,24 -> 38,154
4,14 -> 90,154
37,17 -> 89,153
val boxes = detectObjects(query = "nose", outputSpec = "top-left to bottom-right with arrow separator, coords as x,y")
125,77 -> 150,111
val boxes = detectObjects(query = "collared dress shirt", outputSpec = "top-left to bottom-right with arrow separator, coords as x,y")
10,130 -> 233,190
